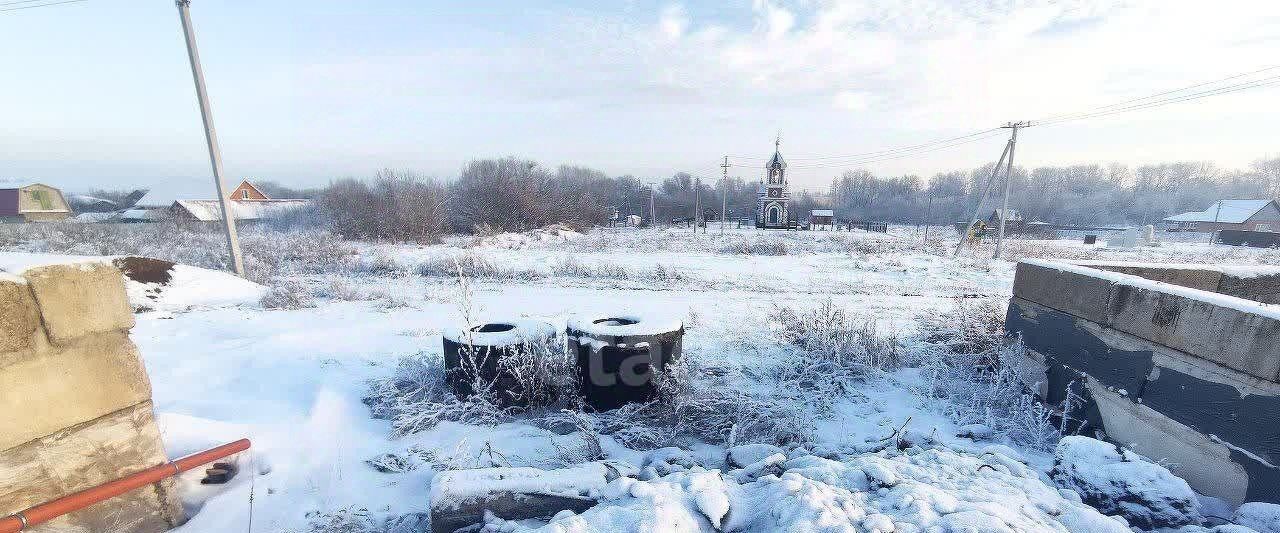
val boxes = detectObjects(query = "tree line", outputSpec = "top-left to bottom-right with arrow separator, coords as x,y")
88,154 -> 1280,242
301,154 -> 1279,241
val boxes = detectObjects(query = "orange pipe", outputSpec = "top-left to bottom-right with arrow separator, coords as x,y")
0,439 -> 250,532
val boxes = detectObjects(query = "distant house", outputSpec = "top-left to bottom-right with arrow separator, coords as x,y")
0,183 -> 72,223
168,180 -> 309,222
1164,199 -> 1280,233
987,208 -> 1023,225
810,209 -> 835,230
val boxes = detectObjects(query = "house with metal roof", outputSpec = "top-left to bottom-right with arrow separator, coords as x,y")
1164,199 -> 1280,233
0,183 -> 72,223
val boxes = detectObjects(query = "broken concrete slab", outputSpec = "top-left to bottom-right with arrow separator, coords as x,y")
428,463 -> 613,533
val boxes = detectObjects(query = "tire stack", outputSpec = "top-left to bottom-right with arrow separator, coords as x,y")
566,314 -> 684,411
442,320 -> 556,407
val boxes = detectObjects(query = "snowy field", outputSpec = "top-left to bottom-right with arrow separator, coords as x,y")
3,224 -> 1279,532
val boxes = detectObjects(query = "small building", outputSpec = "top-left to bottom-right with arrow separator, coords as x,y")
1164,199 -> 1280,233
0,183 -> 72,223
810,209 -> 835,230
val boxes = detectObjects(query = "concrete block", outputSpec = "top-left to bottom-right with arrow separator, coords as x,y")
1085,380 -> 1251,507
1011,262 -> 1114,324
0,332 -> 152,452
1218,273 -> 1280,305
0,277 -> 39,354
0,401 -> 184,532
429,464 -> 610,533
22,262 -> 134,345
1086,264 -> 1222,293
1105,284 -> 1280,381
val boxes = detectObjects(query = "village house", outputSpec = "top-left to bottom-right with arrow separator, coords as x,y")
1164,199 -> 1280,233
0,183 -> 72,223
128,179 -> 308,223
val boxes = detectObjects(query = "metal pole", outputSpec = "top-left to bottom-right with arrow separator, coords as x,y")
721,156 -> 729,235
693,178 -> 699,234
649,185 -> 656,227
994,122 -> 1021,259
176,0 -> 244,277
954,139 -> 1011,257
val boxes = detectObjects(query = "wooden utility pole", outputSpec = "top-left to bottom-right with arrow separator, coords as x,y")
954,139 -> 1011,257
720,156 -> 730,235
176,0 -> 244,276
994,121 -> 1028,260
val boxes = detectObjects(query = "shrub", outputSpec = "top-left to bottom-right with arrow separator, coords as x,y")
314,170 -> 448,243
260,279 -> 316,309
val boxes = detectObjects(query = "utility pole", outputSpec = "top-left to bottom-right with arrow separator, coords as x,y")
649,185 -> 656,227
176,0 -> 244,277
693,178 -> 700,234
994,121 -> 1028,260
954,139 -> 1012,257
923,192 -> 933,242
721,156 -> 730,235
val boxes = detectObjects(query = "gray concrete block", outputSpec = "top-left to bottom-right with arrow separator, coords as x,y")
1105,284 -> 1280,381
1012,262 -> 1114,324
428,464 -> 611,533
1218,273 -> 1280,305
1085,264 -> 1222,293
0,401 -> 184,532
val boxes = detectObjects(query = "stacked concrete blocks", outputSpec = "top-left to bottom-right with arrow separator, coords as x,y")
0,260 -> 184,532
1006,259 -> 1280,506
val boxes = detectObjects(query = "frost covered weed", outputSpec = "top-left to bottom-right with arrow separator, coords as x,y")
412,252 -> 543,281
292,507 -> 429,533
913,299 -> 1062,451
0,223 -> 355,283
366,353 -> 508,435
718,238 -> 790,255
260,279 -> 317,310
771,299 -> 901,374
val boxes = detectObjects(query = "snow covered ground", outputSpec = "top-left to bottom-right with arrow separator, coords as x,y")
3,225 -> 1278,532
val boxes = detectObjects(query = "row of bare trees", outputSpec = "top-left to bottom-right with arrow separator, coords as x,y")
298,154 -> 1279,242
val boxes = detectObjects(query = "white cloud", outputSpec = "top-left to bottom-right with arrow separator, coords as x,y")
833,90 -> 870,111
658,4 -> 689,41
624,0 -> 1280,130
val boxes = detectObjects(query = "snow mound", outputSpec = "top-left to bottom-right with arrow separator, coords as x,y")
477,225 -> 584,249
1050,436 -> 1202,529
124,261 -> 266,312
484,445 -> 1130,532
1236,502 -> 1280,533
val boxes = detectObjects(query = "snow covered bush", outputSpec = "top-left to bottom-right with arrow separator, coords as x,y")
259,279 -> 317,310
1050,436 -> 1203,529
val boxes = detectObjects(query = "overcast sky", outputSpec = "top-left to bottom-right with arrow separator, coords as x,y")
3,0 -> 1278,196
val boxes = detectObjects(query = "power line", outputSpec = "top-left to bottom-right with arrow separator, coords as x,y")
1032,65 -> 1280,124
0,0 -> 86,12
731,129 -> 1007,170
730,128 -> 1001,164
1035,75 -> 1280,127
